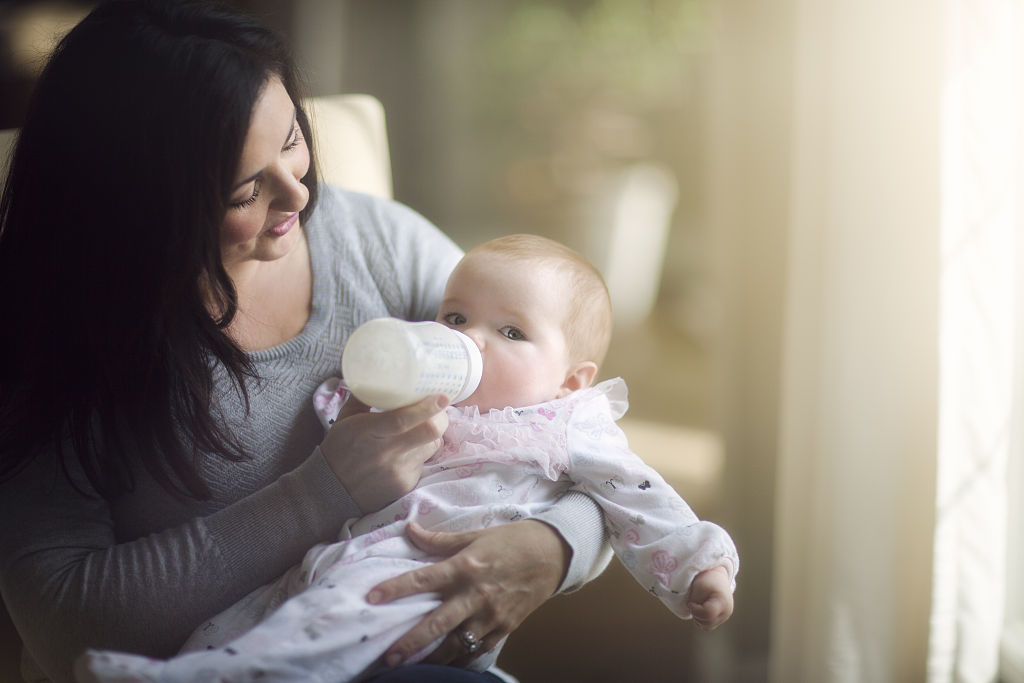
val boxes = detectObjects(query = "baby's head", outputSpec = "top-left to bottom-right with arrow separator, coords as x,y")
437,234 -> 613,412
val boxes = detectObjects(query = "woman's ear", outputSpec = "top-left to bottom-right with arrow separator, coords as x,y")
557,361 -> 598,397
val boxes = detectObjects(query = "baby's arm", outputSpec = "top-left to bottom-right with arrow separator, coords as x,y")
566,387 -> 739,623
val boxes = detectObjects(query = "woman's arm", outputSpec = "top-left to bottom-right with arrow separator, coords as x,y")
0,448 -> 359,683
531,490 -> 614,592
0,387 -> 453,682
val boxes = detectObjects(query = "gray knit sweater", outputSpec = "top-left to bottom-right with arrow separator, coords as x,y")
0,186 -> 608,683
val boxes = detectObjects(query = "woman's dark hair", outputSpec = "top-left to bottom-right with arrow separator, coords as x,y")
0,0 -> 319,499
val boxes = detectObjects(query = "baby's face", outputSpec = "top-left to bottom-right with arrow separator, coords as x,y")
437,252 -> 575,412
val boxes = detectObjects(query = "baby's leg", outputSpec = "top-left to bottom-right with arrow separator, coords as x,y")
79,557 -> 442,683
180,562 -> 308,653
182,533 -> 371,653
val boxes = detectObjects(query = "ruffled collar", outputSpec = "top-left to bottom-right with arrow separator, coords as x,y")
427,378 -> 624,479
447,377 -> 628,423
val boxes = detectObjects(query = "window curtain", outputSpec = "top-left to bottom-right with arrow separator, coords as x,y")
768,0 -> 1022,682
928,1 -> 1021,681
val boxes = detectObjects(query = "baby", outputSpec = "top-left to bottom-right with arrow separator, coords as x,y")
81,234 -> 738,682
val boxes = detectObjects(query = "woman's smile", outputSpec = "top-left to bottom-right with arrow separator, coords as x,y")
269,212 -> 299,236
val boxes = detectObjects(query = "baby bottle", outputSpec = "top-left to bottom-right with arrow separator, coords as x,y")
341,317 -> 483,411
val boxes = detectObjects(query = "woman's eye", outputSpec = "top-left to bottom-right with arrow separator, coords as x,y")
230,181 -> 261,209
443,312 -> 466,326
283,124 -> 304,152
500,326 -> 525,341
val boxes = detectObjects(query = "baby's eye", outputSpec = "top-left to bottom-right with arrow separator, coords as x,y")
500,326 -> 526,341
443,312 -> 467,326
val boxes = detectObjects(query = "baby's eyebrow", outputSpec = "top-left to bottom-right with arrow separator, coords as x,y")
496,303 -> 529,321
438,296 -> 465,309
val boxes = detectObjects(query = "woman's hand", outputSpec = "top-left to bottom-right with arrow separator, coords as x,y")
319,395 -> 449,512
367,519 -> 571,668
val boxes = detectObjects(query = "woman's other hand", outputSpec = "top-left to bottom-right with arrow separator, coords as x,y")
367,520 -> 570,668
320,395 -> 449,512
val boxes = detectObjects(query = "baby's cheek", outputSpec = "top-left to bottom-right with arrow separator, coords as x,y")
466,381 -> 504,412
464,367 -> 518,412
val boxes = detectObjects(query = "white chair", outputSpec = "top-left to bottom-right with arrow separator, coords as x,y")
304,94 -> 392,200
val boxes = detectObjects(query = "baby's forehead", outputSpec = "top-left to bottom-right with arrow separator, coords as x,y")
469,254 -> 570,296
454,252 -> 573,305
462,249 -> 565,277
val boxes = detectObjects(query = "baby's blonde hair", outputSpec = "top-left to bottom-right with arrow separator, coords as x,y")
468,234 -> 613,367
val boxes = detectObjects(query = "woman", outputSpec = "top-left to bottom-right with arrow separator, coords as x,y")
0,2 -> 608,682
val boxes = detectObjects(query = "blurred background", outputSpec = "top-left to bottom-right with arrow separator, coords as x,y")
2,1 -> 1022,682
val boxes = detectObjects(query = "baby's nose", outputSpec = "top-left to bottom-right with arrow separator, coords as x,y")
462,326 -> 485,350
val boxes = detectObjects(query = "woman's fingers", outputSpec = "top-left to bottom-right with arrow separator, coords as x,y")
382,590 -> 484,667
367,525 -> 473,604
402,522 -> 478,563
368,525 -> 497,666
368,521 -> 570,668
376,395 -> 449,437
320,396 -> 449,511
422,622 -> 501,667
383,408 -> 448,459
336,394 -> 370,420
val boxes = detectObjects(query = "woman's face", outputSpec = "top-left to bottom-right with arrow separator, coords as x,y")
220,76 -> 310,274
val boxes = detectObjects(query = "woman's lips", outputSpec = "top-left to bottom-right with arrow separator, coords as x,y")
268,212 -> 298,236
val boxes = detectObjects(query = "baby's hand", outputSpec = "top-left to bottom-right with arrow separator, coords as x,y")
686,565 -> 734,630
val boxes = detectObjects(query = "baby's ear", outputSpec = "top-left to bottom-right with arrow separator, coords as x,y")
557,361 -> 598,397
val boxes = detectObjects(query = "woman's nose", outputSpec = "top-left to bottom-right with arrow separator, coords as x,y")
271,167 -> 309,213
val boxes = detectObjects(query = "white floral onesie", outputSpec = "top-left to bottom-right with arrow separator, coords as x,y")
82,378 -> 739,683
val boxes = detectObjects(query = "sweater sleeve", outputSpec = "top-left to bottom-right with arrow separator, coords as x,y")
530,491 -> 613,593
0,447 -> 361,683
